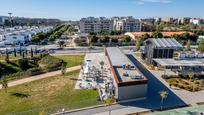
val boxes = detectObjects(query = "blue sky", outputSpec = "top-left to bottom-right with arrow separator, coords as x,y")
0,0 -> 203,20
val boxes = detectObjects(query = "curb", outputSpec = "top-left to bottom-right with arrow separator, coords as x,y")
51,102 -> 118,115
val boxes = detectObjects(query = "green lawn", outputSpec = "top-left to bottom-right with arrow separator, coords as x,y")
0,60 -> 38,76
0,70 -> 101,115
53,55 -> 85,68
0,54 -> 39,61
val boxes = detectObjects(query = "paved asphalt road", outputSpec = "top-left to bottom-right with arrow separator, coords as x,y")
59,54 -> 187,115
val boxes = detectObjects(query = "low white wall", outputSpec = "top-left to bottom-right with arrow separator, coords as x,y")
118,84 -> 147,101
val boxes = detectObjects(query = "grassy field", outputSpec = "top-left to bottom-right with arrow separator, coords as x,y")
53,55 -> 85,68
0,54 -> 40,61
0,60 -> 38,76
0,70 -> 101,115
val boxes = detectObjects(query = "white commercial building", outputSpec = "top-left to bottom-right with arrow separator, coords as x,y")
105,47 -> 148,101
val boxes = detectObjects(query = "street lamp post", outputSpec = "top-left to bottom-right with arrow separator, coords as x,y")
8,12 -> 12,27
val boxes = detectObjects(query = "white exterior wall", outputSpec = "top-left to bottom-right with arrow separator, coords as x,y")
117,84 -> 147,101
2,35 -> 26,45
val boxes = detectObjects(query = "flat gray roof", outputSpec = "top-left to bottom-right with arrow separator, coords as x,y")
106,47 -> 134,67
154,59 -> 204,67
106,47 -> 146,83
115,68 -> 145,82
145,38 -> 183,49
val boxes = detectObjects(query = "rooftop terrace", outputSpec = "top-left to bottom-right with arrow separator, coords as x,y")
106,47 -> 147,85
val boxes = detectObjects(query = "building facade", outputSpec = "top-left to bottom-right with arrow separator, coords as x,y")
190,18 -> 204,25
80,16 -> 142,33
143,38 -> 183,64
113,16 -> 142,32
105,47 -> 147,101
79,17 -> 113,33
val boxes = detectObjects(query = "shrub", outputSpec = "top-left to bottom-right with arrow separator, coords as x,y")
38,55 -> 63,71
161,75 -> 169,79
99,36 -> 109,43
195,81 -> 200,84
18,59 -> 29,71
111,38 -> 118,43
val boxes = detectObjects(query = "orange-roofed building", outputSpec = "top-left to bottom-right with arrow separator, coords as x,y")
125,31 -> 194,40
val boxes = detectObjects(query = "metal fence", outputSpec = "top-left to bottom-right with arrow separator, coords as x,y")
6,99 -> 103,115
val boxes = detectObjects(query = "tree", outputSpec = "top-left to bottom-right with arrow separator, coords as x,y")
5,49 -> 9,63
181,32 -> 190,41
186,40 -> 191,51
19,45 -> 22,56
1,77 -> 8,93
198,39 -> 204,52
159,90 -> 168,110
89,32 -> 97,36
135,40 -> 141,51
141,33 -> 150,41
18,59 -> 29,70
99,30 -> 110,36
111,38 -> 118,43
22,52 -> 25,58
123,35 -> 131,43
31,48 -> 34,58
13,48 -> 17,57
152,31 -> 163,38
100,36 -> 109,43
61,62 -> 66,75
188,71 -> 194,81
90,35 -> 98,43
31,32 -> 45,44
58,41 -> 65,48
100,61 -> 105,70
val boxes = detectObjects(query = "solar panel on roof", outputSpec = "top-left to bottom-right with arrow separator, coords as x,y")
161,38 -> 172,47
167,39 -> 175,47
152,39 -> 161,47
155,39 -> 164,47
172,38 -> 183,48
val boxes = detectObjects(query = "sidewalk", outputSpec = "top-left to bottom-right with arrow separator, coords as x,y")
0,65 -> 81,89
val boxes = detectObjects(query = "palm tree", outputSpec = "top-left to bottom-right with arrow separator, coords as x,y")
188,71 -> 195,91
188,71 -> 194,81
100,61 -> 105,70
159,90 -> 168,110
104,96 -> 115,115
1,77 -> 8,93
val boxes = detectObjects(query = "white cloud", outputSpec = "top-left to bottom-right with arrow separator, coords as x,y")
136,0 -> 172,5
137,1 -> 145,5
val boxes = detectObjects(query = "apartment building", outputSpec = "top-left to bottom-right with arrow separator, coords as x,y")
190,18 -> 204,25
161,17 -> 174,23
113,16 -> 142,32
79,17 -> 113,33
177,17 -> 191,24
80,16 -> 142,33
0,26 -> 52,46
